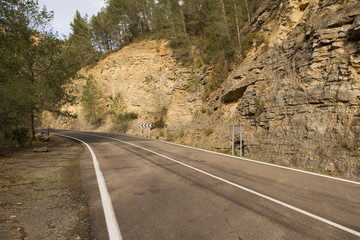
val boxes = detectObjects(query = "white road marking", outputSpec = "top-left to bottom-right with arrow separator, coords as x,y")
54,133 -> 122,240
78,132 -> 360,238
150,138 -> 360,186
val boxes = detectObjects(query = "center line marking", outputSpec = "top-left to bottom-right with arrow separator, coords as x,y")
83,132 -> 360,237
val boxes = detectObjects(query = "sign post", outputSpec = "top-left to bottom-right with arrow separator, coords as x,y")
230,125 -> 244,157
139,124 -> 153,138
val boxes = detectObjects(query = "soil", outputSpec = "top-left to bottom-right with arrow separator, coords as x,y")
0,134 -> 90,240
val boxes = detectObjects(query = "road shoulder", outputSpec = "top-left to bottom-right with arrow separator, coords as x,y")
0,134 -> 90,239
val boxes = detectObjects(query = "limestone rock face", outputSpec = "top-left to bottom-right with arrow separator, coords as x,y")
52,0 -> 360,179
61,39 -> 204,134
203,0 -> 360,177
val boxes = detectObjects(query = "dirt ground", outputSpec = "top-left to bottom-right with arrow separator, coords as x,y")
0,134 -> 90,240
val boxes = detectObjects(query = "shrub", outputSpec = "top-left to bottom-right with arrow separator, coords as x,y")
117,112 -> 138,122
11,127 -> 29,146
169,37 -> 193,65
152,119 -> 165,129
186,73 -> 201,91
204,128 -> 214,136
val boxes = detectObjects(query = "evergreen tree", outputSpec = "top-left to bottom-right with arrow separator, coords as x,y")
69,10 -> 99,67
0,0 -> 78,140
81,74 -> 104,127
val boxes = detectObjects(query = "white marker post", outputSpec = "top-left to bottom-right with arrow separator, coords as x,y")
139,124 -> 152,138
230,125 -> 244,157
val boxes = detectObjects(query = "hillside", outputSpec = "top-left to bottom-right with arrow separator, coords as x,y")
47,0 -> 360,179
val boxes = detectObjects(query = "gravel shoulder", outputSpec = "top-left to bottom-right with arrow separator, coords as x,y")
0,134 -> 90,240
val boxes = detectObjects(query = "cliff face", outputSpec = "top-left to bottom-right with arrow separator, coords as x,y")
52,39 -> 205,134
52,0 -> 360,178
208,0 -> 360,177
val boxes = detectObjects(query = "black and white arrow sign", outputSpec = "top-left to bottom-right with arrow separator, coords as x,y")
139,124 -> 152,128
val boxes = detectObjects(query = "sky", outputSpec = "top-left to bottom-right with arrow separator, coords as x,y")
37,0 -> 106,38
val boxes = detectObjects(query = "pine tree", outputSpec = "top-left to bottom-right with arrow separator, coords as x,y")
81,74 -> 104,127
0,0 -> 78,140
69,10 -> 99,67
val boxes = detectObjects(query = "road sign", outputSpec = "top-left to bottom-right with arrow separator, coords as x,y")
139,124 -> 152,128
139,124 -> 152,138
230,125 -> 244,134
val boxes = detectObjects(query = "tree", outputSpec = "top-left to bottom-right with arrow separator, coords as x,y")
81,74 -> 105,127
0,0 -> 78,140
69,10 -> 99,67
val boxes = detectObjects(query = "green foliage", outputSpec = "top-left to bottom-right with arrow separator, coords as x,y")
69,11 -> 101,68
110,93 -> 127,114
203,63 -> 229,100
71,0 -> 267,100
152,119 -> 166,129
179,130 -> 185,138
116,112 -> 138,122
159,131 -> 164,138
204,128 -> 214,136
186,73 -> 201,91
254,98 -> 265,113
152,106 -> 168,129
0,0 -> 79,140
169,37 -> 193,65
144,75 -> 155,84
11,127 -> 29,146
81,74 -> 105,127
240,32 -> 266,57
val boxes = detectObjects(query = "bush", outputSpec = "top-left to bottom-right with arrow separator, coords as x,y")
152,119 -> 165,129
117,112 -> 138,122
11,127 -> 29,145
186,73 -> 201,91
169,37 -> 193,65
204,128 -> 214,136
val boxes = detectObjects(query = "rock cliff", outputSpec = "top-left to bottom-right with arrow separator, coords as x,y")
50,0 -> 360,179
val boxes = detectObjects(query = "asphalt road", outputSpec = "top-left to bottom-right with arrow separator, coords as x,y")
52,129 -> 360,240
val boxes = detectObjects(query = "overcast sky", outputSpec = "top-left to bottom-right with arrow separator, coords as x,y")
37,0 -> 106,38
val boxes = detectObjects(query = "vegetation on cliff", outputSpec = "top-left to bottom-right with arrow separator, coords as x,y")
70,0 -> 265,69
0,0 -> 80,144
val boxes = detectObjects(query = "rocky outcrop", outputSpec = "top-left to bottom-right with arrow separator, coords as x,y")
54,40 -> 205,133
50,0 -> 360,179
201,0 -> 360,178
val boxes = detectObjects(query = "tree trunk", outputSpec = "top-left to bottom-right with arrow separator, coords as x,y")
219,0 -> 231,41
244,0 -> 251,23
180,7 -> 187,37
166,0 -> 176,37
135,0 -> 144,35
30,108 -> 35,140
234,3 -> 242,50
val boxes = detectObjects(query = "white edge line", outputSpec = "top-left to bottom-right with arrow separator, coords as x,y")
52,129 -> 360,185
81,132 -> 360,237
54,133 -> 122,240
130,133 -> 360,186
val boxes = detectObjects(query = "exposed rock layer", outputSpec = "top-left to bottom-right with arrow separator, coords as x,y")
52,0 -> 360,179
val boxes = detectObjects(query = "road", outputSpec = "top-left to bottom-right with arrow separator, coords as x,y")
51,129 -> 360,240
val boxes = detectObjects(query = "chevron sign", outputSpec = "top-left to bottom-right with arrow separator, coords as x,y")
139,124 -> 152,128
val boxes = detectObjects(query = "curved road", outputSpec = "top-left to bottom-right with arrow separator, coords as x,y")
52,129 -> 360,240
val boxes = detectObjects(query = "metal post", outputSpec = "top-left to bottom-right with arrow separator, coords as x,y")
240,129 -> 242,157
232,125 -> 235,156
148,127 -> 151,139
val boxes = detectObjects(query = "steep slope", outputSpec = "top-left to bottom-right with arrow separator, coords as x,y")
203,0 -> 360,177
49,0 -> 360,179
49,39 -> 205,134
